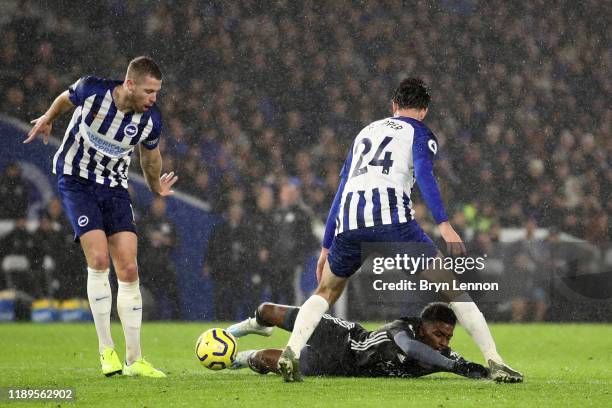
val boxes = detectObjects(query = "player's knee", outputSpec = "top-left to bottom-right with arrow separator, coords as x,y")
88,252 -> 110,270
117,262 -> 139,281
314,284 -> 340,305
257,303 -> 273,322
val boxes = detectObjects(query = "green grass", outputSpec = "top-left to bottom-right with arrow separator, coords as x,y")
0,322 -> 610,407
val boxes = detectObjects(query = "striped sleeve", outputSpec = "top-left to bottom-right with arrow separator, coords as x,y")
141,106 -> 162,150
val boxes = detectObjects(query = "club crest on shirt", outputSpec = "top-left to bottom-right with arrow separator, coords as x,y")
124,123 -> 139,138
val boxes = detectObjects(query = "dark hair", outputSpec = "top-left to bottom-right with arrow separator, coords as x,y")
127,56 -> 162,80
420,302 -> 456,326
392,77 -> 431,110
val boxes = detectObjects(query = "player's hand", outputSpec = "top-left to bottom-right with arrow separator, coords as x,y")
316,247 -> 329,283
439,222 -> 466,257
453,361 -> 490,379
158,171 -> 178,196
24,114 -> 53,145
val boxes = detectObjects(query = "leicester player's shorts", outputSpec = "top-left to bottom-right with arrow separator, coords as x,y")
327,220 -> 437,278
57,174 -> 136,241
298,313 -> 368,377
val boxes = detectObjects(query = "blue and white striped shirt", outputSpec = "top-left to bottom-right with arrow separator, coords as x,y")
52,76 -> 162,188
323,116 -> 448,248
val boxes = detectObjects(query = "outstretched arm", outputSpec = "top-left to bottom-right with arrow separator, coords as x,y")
24,91 -> 74,144
139,145 -> 177,196
393,332 -> 489,379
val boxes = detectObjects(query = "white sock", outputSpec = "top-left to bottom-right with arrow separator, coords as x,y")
117,279 -> 142,365
286,295 -> 329,358
87,267 -> 114,354
450,301 -> 503,363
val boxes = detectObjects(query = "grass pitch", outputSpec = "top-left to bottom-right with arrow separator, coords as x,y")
0,322 -> 610,407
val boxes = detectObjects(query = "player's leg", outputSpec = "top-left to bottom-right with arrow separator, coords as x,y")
400,221 -> 522,382
80,230 -> 122,376
231,349 -> 282,373
419,253 -> 522,382
227,302 -> 296,338
108,231 -> 164,377
80,230 -> 113,351
57,175 -> 120,376
108,231 -> 140,362
279,260 -> 347,382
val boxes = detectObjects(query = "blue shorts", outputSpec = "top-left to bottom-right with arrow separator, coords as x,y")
327,220 -> 437,278
57,175 -> 136,241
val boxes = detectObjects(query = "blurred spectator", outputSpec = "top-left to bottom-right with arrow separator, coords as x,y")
0,217 -> 42,298
0,163 -> 28,220
510,220 -> 549,322
205,204 -> 253,320
139,197 -> 180,320
251,184 -> 275,307
270,179 -> 316,304
34,214 -> 67,299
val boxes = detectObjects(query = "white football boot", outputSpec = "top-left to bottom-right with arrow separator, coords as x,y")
227,317 -> 274,338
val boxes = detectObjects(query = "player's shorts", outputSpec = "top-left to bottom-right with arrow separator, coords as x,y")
327,220 -> 437,278
57,174 -> 136,241
298,313 -> 369,377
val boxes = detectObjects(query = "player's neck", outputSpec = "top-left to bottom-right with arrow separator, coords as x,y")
113,85 -> 134,113
393,109 -> 425,121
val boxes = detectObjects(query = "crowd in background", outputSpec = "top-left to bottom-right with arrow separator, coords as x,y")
0,0 -> 609,321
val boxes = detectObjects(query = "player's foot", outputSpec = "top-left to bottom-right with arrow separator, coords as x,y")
123,358 -> 166,378
488,360 -> 523,383
227,317 -> 274,338
100,347 -> 122,377
230,350 -> 256,370
278,346 -> 303,382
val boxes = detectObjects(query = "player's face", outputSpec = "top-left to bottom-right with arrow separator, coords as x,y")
419,321 -> 454,352
127,75 -> 162,113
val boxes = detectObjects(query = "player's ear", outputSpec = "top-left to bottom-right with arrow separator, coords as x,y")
125,78 -> 135,92
421,108 -> 429,120
391,100 -> 398,115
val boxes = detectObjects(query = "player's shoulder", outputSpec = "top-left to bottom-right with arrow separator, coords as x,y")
392,116 -> 434,135
147,104 -> 162,121
73,75 -> 119,94
380,316 -> 421,338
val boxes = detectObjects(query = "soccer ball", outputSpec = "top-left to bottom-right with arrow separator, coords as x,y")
195,328 -> 237,370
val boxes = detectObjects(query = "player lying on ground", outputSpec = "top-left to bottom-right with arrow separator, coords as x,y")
25,56 -> 175,378
278,78 -> 522,383
228,302 -> 490,380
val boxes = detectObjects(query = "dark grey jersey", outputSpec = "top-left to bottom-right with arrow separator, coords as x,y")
348,317 -> 462,378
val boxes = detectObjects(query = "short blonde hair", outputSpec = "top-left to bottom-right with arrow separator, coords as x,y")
127,56 -> 162,80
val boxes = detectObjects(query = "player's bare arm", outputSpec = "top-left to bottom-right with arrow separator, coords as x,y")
139,145 -> 177,196
438,221 -> 466,257
24,90 -> 74,144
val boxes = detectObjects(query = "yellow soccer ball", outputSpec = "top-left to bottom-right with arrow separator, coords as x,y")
195,328 -> 237,370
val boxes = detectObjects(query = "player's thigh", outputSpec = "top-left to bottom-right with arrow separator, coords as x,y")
100,186 -> 137,237
327,231 -> 363,279
108,231 -> 138,282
